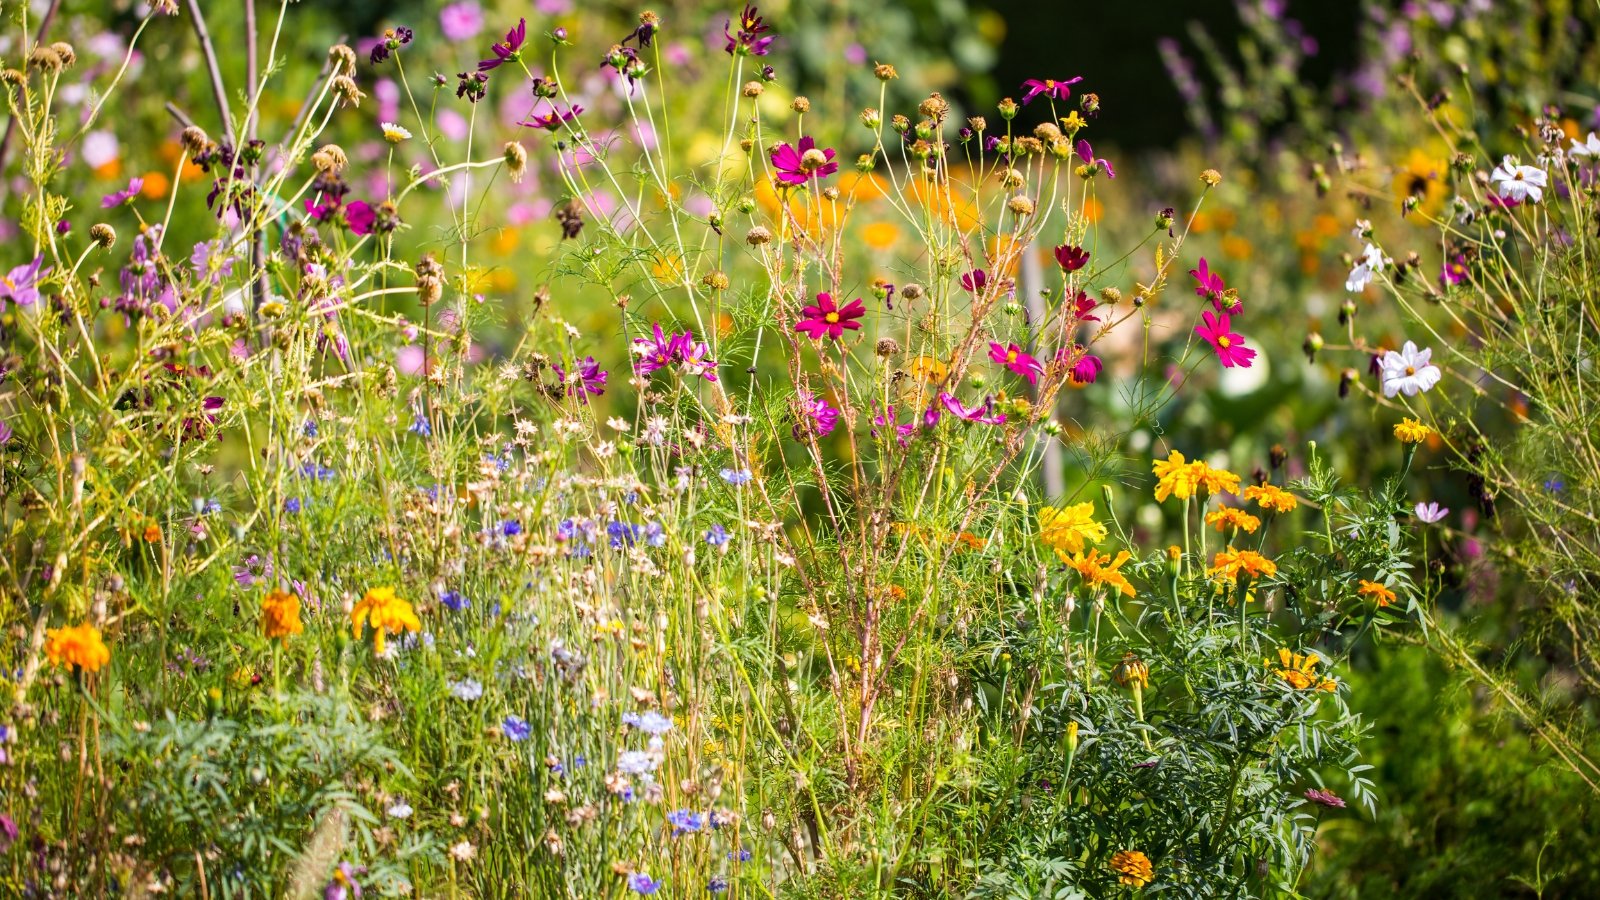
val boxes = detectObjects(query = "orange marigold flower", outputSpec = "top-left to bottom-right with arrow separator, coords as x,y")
1357,579 -> 1397,607
1196,464 -> 1241,496
1152,450 -> 1204,502
1038,502 -> 1108,558
1112,653 -> 1150,689
1208,547 -> 1277,580
1067,548 -> 1136,597
1393,417 -> 1432,444
1272,647 -> 1337,692
1205,507 -> 1261,534
350,586 -> 421,656
1242,483 -> 1299,513
1110,849 -> 1154,888
142,522 -> 163,543
261,590 -> 304,641
45,622 -> 111,673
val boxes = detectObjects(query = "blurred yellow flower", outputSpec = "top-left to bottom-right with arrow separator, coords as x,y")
1358,579 -> 1397,607
1242,483 -> 1298,513
261,590 -> 304,642
1067,548 -> 1135,597
1205,507 -> 1261,534
1110,849 -> 1154,888
350,587 -> 421,656
861,220 -> 900,251
1038,502 -> 1107,558
1208,547 -> 1277,580
1272,647 -> 1336,692
45,622 -> 110,673
1196,464 -> 1241,496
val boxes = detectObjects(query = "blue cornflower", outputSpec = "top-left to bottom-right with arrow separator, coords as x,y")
644,522 -> 666,547
1545,475 -> 1567,493
628,873 -> 662,895
303,420 -> 318,437
624,490 -> 639,504
705,524 -> 730,547
484,452 -> 511,472
729,848 -> 752,862
719,467 -> 752,486
556,519 -> 579,541
666,808 -> 704,835
502,520 -> 523,536
503,715 -> 531,741
409,413 -> 432,437
609,521 -> 641,548
284,497 -> 302,514
708,876 -> 729,894
202,499 -> 222,515
440,590 -> 470,612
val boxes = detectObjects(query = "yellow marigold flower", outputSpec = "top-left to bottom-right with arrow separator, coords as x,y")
1152,450 -> 1204,502
1196,464 -> 1241,496
1038,502 -> 1108,558
45,622 -> 110,673
350,586 -> 421,656
142,522 -> 163,543
1393,417 -> 1432,444
1243,483 -> 1299,513
1166,545 -> 1182,561
1204,507 -> 1261,534
1272,647 -> 1337,692
1110,849 -> 1154,888
1357,579 -> 1397,607
261,590 -> 304,642
1112,653 -> 1150,689
1208,547 -> 1278,580
1067,549 -> 1136,597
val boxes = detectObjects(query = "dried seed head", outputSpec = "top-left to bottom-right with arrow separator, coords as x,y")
900,283 -> 925,302
875,338 -> 901,357
800,148 -> 829,171
0,69 -> 24,86
791,96 -> 810,113
311,144 -> 347,173
918,92 -> 949,122
742,80 -> 764,98
1200,168 -> 1222,186
27,46 -> 63,73
1033,122 -> 1061,142
333,75 -> 365,107
329,44 -> 358,69
1007,196 -> 1034,217
873,62 -> 898,81
1001,168 -> 1025,189
860,107 -> 880,128
503,141 -> 528,182
745,226 -> 771,246
180,126 -> 212,156
89,224 -> 116,248
702,270 -> 731,291
49,43 -> 76,68
967,116 -> 987,133
1014,137 -> 1044,156
1099,286 -> 1123,304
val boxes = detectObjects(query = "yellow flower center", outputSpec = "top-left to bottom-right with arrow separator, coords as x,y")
1405,365 -> 1415,375
824,311 -> 840,323
1006,350 -> 1018,363
1217,336 -> 1231,348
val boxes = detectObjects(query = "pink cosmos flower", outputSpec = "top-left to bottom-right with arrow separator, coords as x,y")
520,104 -> 584,132
439,1 -> 485,42
1073,139 -> 1116,178
1019,76 -> 1083,105
1070,353 -> 1103,384
960,269 -> 988,293
989,341 -> 1043,385
0,256 -> 48,309
770,136 -> 837,186
345,200 -> 376,236
794,292 -> 864,341
1195,310 -> 1257,368
478,18 -> 526,71
102,178 -> 144,208
1070,290 -> 1100,322
795,389 -> 839,438
939,392 -> 1006,425
1054,244 -> 1089,272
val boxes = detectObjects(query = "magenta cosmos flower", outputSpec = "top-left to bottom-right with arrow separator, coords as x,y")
478,18 -> 526,71
1020,76 -> 1082,105
770,136 -> 837,186
102,178 -> 144,208
520,104 -> 583,131
989,341 -> 1043,385
1189,256 -> 1240,314
0,256 -> 48,309
1195,310 -> 1256,368
960,269 -> 987,293
1054,244 -> 1089,272
1070,290 -> 1100,322
939,392 -> 1006,425
553,356 -> 608,401
794,389 -> 840,438
1073,139 -> 1116,178
724,4 -> 776,56
795,292 -> 864,341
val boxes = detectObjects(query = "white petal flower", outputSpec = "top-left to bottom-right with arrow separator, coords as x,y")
380,122 -> 413,143
1379,340 -> 1442,398
1490,155 -> 1547,203
1570,132 -> 1600,158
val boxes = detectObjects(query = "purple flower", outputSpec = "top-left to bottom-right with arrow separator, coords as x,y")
960,269 -> 988,293
439,2 -> 485,41
667,808 -> 705,835
1414,501 -> 1449,524
440,590 -> 470,612
1439,253 -> 1468,288
989,342 -> 1043,385
635,323 -> 685,375
1304,787 -> 1346,808
770,136 -> 837,186
1066,351 -> 1103,385
324,861 -> 365,900
102,178 -> 144,208
705,523 -> 730,546
794,389 -> 839,439
0,813 -> 15,854
1189,257 -> 1234,310
938,392 -> 1006,426
679,339 -> 719,382
190,240 -> 237,285
503,714 -> 531,741
369,26 -> 414,66
724,5 -> 776,56
344,201 -> 377,236
520,104 -> 583,132
553,356 -> 608,401
1020,76 -> 1083,105
478,18 -> 527,71
720,468 -> 752,486
1054,245 -> 1089,273
0,255 -> 48,309
628,872 -> 663,895
1073,139 -> 1116,178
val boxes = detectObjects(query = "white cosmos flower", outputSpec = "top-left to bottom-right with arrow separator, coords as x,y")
1379,341 -> 1442,398
1344,243 -> 1387,293
387,799 -> 413,818
1490,155 -> 1547,203
380,122 -> 412,143
1414,502 -> 1449,524
1570,132 -> 1600,158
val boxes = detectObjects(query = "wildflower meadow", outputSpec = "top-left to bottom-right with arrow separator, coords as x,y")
2,0 -> 1599,896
